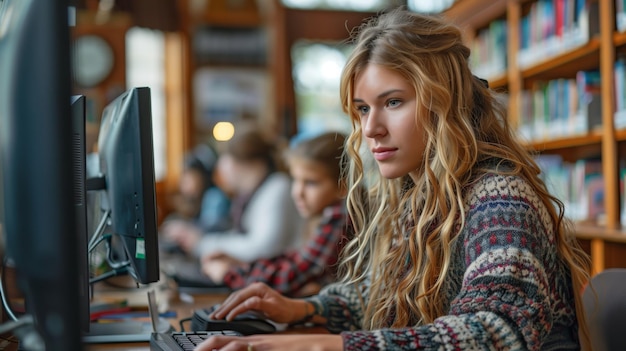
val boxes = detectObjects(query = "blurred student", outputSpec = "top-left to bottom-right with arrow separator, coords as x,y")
161,122 -> 303,262
200,132 -> 351,296
169,144 -> 232,232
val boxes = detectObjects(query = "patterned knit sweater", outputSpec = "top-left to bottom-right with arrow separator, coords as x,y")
305,173 -> 579,350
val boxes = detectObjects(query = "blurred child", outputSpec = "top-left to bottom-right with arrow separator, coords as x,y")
181,144 -> 232,232
162,122 -> 303,262
200,131 -> 350,296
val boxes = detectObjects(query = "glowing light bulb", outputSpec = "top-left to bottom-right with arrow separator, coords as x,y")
213,122 -> 235,141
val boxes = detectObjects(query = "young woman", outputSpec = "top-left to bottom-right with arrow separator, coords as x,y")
196,8 -> 591,351
200,132 -> 350,297
162,122 -> 303,262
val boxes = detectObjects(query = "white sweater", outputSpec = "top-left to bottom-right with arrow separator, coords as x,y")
194,172 -> 304,262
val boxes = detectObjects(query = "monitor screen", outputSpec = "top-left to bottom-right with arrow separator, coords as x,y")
91,86 -> 160,285
0,0 -> 83,349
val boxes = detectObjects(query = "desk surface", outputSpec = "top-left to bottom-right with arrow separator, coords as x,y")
85,278 -> 230,350
84,278 -> 328,350
1,276 -> 327,350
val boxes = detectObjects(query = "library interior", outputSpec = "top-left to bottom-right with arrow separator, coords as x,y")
2,0 -> 626,350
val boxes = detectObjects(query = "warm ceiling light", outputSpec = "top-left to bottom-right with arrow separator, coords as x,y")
213,121 -> 235,141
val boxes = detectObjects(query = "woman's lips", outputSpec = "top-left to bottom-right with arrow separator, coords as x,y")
372,147 -> 397,161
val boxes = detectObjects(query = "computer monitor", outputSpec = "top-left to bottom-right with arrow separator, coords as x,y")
0,0 -> 83,350
71,95 -> 91,334
81,87 -> 167,343
89,86 -> 160,285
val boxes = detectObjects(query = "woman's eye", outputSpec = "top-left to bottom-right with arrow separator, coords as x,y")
387,99 -> 401,108
357,105 -> 369,115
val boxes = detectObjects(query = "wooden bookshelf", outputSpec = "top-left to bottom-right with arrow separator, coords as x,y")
444,0 -> 625,275
519,38 -> 601,80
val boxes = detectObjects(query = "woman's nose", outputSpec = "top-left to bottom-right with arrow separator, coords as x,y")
362,109 -> 385,138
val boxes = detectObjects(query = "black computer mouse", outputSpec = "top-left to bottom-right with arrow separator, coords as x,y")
190,306 -> 277,335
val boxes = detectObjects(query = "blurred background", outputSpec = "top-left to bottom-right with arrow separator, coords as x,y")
70,0 -> 455,222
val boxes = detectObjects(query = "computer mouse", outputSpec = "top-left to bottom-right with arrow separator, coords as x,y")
190,305 -> 277,335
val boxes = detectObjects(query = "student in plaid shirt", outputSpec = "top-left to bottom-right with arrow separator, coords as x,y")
200,132 -> 351,297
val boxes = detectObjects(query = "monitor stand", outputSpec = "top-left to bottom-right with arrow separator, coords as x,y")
83,288 -> 173,343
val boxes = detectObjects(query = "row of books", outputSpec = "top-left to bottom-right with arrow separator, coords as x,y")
536,155 -> 605,223
471,0 -> 626,78
517,70 -> 602,141
467,1 -> 601,89
536,157 -> 626,227
515,41 -> 626,140
518,0 -> 599,69
469,19 -> 507,81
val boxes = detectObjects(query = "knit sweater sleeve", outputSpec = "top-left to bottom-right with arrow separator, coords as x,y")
332,175 -> 577,350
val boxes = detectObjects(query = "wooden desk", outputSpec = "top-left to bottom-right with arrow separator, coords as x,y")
86,279 -> 230,350
85,279 -> 328,350
1,275 -> 327,350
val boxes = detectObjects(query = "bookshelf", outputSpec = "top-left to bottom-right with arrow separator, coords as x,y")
445,0 -> 626,275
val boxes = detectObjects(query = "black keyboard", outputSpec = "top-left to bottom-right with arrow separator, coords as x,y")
150,330 -> 243,351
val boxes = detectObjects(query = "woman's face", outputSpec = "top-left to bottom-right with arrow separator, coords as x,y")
353,63 -> 427,180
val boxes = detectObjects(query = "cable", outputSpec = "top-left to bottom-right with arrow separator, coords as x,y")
89,266 -> 129,285
7,315 -> 44,351
88,209 -> 110,252
0,259 -> 18,322
179,317 -> 193,332
0,315 -> 33,335
104,236 -> 131,270
88,233 -> 112,254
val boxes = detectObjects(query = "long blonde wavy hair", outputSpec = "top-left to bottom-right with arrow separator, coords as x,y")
338,7 -> 591,348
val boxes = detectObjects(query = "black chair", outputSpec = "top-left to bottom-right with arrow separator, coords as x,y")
582,268 -> 626,351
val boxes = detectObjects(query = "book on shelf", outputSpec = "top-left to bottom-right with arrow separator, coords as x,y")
575,69 -> 602,133
621,166 -> 626,226
614,55 -> 626,129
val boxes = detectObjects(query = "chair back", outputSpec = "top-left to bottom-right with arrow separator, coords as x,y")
582,268 -> 626,351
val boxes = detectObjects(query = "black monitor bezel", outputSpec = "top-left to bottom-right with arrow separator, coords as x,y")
95,86 -> 160,285
0,0 -> 83,349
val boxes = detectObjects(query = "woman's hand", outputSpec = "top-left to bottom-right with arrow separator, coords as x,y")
195,333 -> 343,351
161,219 -> 201,253
209,282 -> 308,324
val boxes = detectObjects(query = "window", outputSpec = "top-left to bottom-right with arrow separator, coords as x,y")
282,0 -> 455,13
291,41 -> 352,139
126,27 -> 166,181
281,0 -> 389,11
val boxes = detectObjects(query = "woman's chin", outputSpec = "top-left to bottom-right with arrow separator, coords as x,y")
378,168 -> 406,180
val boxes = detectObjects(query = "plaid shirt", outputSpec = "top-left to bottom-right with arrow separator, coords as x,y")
222,201 -> 349,296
